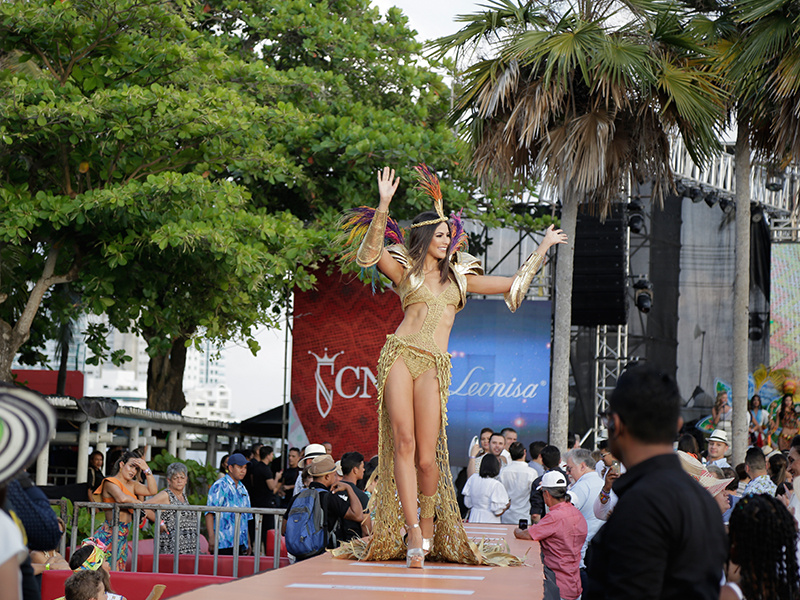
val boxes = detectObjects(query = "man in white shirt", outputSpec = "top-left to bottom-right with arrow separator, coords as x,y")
498,442 -> 538,524
468,433 -> 507,477
706,429 -> 731,469
565,448 -> 604,570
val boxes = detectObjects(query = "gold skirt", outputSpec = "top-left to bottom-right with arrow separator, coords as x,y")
334,335 -> 520,565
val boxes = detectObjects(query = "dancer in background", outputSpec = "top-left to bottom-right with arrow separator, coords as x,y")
338,166 -> 566,567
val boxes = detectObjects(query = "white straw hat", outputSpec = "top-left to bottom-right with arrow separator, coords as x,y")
0,384 -> 55,485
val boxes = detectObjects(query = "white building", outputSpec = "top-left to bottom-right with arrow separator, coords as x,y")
14,317 -> 233,420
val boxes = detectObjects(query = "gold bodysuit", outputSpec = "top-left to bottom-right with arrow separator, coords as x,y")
392,279 -> 461,379
335,245 -> 523,566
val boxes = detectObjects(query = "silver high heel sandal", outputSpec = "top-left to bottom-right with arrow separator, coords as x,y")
406,523 -> 425,568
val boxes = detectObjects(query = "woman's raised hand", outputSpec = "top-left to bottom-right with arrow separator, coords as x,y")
542,224 -> 568,249
377,166 -> 400,208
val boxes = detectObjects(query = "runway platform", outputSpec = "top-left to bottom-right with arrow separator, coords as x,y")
170,523 -> 544,599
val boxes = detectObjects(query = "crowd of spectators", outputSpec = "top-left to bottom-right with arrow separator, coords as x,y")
5,370 -> 800,600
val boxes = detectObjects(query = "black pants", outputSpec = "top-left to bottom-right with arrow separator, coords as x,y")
218,545 -> 249,555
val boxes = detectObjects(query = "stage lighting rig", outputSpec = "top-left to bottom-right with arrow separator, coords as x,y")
633,279 -> 653,313
628,199 -> 645,233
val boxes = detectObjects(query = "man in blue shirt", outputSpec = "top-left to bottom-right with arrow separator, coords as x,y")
205,453 -> 252,555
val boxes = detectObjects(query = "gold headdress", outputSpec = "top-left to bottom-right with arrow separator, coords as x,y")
410,164 -> 448,228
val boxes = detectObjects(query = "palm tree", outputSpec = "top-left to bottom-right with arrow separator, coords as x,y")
432,0 -> 725,447
684,0 -> 795,464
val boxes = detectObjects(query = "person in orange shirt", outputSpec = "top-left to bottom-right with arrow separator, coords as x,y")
87,451 -> 157,569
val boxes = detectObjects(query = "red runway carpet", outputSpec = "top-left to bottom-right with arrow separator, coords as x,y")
170,524 -> 544,599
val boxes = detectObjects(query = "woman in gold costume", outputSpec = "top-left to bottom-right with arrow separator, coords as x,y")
341,166 -> 566,567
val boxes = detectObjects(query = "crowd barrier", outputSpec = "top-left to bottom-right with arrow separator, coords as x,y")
52,500 -> 287,576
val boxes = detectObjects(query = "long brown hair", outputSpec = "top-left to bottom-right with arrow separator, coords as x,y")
405,212 -> 451,284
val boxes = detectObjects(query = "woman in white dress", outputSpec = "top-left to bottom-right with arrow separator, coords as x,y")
462,454 -> 510,523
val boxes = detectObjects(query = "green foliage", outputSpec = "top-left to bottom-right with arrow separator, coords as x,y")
0,0 -> 554,390
149,449 -> 218,506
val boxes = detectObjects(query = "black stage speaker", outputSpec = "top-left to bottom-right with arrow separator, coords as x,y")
571,205 -> 627,326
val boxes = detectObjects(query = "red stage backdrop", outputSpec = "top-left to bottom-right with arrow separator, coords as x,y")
292,268 -> 403,460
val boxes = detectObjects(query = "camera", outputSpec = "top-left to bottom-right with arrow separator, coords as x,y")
519,519 -> 528,530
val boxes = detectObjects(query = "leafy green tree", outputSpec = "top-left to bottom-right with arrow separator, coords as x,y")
198,0 -> 550,231
0,0 -> 318,407
432,0 -> 724,447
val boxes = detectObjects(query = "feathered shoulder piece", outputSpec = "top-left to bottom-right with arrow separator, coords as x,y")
339,206 -> 405,264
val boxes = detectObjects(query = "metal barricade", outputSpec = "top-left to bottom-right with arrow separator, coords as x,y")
52,500 -> 286,575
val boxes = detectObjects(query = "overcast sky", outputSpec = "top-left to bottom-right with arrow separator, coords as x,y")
225,1 -> 486,421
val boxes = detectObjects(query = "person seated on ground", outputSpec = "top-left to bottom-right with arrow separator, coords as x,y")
87,451 -> 158,569
64,570 -> 107,600
721,493 -> 800,600
463,454 -> 510,523
742,447 -> 777,496
283,455 -> 366,560
144,462 -> 197,555
68,544 -> 125,600
334,452 -> 372,541
530,445 -> 567,523
30,518 -> 71,574
514,471 -> 587,600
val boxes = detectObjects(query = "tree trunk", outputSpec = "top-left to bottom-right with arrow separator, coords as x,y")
146,334 -> 190,413
56,335 -> 70,396
0,247 -> 78,383
732,120 -> 751,466
549,198 -> 578,450
0,320 -> 25,383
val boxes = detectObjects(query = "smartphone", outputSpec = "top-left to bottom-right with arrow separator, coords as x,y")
469,435 -> 479,452
519,519 -> 528,530
611,460 -> 620,475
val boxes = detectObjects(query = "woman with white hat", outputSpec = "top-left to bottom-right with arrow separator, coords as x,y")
0,384 -> 56,600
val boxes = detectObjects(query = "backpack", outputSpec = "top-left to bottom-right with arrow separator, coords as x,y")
285,488 -> 328,559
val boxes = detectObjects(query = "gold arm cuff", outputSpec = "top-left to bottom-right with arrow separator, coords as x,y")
504,252 -> 544,313
356,209 -> 388,268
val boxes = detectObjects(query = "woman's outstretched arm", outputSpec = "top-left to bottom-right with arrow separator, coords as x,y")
466,225 -> 568,299
357,166 -> 405,284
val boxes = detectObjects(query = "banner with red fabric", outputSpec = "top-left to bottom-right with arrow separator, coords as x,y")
291,268 -> 403,459
292,267 -> 553,463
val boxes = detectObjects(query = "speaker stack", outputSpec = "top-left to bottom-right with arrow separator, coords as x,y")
571,205 -> 628,326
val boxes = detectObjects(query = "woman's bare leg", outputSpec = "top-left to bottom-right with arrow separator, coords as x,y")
413,368 -> 442,540
384,359 -> 422,548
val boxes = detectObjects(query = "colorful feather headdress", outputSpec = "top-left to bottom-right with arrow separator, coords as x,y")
411,164 -> 468,253
339,164 -> 469,288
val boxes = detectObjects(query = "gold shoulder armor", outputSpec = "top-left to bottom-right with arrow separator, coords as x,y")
452,251 -> 484,277
386,244 -> 412,269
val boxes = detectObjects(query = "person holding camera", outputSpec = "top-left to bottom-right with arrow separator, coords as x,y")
514,471 -> 587,600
